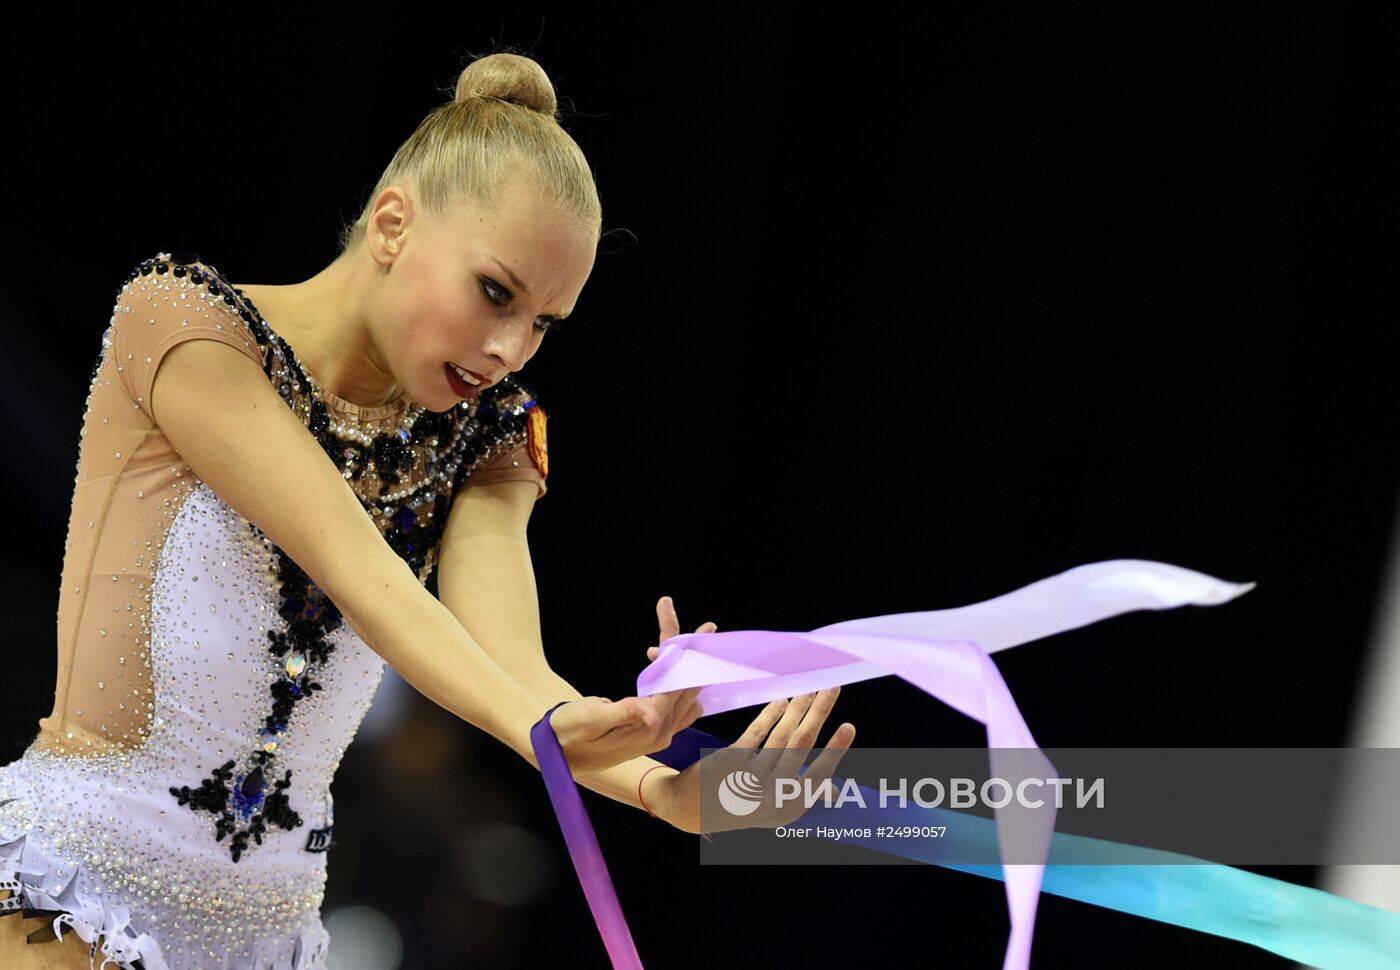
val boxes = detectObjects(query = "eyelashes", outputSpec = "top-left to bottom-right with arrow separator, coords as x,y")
480,277 -> 568,334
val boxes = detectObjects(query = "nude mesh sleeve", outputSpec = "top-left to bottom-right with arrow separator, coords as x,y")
109,268 -> 264,425
37,258 -> 265,756
464,439 -> 547,498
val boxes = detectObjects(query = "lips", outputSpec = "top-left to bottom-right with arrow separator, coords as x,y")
459,364 -> 490,384
444,362 -> 484,399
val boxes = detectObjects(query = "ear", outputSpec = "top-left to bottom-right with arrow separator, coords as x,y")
367,185 -> 414,264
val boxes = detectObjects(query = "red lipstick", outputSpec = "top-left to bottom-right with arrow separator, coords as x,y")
445,362 -> 484,399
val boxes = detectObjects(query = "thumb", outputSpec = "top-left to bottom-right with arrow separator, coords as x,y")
647,646 -> 659,661
576,696 -> 635,738
606,695 -> 647,728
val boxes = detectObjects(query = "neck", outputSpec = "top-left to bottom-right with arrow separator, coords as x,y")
255,249 -> 404,410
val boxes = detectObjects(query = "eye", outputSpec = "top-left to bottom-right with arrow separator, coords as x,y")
480,277 -> 510,306
481,276 -> 569,335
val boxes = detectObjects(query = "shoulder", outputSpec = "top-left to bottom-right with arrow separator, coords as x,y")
473,375 -> 545,459
108,252 -> 271,422
447,375 -> 550,494
476,375 -> 543,431
111,252 -> 265,341
115,252 -> 264,329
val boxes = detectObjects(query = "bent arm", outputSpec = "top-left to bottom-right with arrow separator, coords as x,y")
438,479 -> 680,816
148,336 -> 561,768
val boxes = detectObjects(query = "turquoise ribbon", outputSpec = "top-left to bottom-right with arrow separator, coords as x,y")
775,770 -> 1400,968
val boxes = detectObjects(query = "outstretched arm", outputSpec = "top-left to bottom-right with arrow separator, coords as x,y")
135,280 -> 699,775
438,478 -> 692,822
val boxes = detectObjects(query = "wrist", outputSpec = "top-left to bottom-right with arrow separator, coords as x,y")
639,764 -> 679,824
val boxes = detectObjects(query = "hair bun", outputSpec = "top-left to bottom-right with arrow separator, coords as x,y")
454,53 -> 559,119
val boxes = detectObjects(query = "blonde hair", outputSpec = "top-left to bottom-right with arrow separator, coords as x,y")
337,52 -> 602,255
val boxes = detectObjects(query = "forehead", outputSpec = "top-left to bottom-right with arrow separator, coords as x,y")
436,180 -> 573,254
429,183 -> 595,298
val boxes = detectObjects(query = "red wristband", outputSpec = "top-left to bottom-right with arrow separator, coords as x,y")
638,764 -> 666,818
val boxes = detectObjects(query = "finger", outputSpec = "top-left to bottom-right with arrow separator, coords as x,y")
790,686 -> 840,750
673,685 -> 704,729
800,721 -> 857,800
643,686 -> 699,742
601,696 -> 641,732
751,692 -> 816,775
676,694 -> 704,732
567,697 -> 636,749
626,695 -> 666,737
684,686 -> 707,724
775,687 -> 841,780
651,619 -> 713,665
657,595 -> 680,646
767,713 -> 856,828
732,698 -> 788,749
664,684 -> 702,726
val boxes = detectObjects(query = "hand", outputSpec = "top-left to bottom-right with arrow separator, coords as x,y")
654,688 -> 856,835
546,596 -> 712,777
547,687 -> 704,776
647,594 -> 716,663
641,596 -> 857,835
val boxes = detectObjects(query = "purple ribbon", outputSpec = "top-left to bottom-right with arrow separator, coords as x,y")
529,559 -> 1256,969
530,701 -> 646,969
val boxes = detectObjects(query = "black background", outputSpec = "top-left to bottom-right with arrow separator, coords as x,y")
2,5 -> 1397,968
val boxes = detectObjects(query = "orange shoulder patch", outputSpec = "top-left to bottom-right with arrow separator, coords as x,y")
526,404 -> 549,479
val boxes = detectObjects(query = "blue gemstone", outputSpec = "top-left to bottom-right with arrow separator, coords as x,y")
241,767 -> 265,800
391,505 -> 418,530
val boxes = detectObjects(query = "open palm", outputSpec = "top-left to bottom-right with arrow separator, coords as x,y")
645,597 -> 856,835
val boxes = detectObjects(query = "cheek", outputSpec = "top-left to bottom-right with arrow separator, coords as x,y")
375,284 -> 424,360
377,311 -> 448,395
387,253 -> 457,331
387,286 -> 467,360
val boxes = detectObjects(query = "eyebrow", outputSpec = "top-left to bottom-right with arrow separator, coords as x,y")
488,255 -> 571,321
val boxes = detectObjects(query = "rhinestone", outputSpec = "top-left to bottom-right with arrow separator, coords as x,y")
1,251 -> 544,965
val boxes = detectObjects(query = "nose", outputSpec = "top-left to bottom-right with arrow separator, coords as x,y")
483,319 -> 534,375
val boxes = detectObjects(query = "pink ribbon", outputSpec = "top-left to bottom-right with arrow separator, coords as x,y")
635,559 -> 1254,969
533,559 -> 1254,969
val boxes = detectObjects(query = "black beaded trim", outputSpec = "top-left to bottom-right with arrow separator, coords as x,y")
168,541 -> 356,861
449,389 -> 538,495
120,252 -> 542,578
170,533 -> 352,861
133,252 -> 543,860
